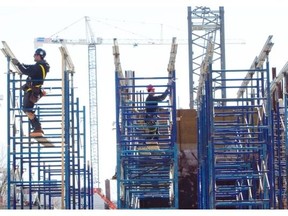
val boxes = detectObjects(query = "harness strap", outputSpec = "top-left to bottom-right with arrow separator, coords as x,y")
39,64 -> 46,80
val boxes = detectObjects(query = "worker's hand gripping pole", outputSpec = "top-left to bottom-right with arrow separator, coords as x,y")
1,41 -> 22,75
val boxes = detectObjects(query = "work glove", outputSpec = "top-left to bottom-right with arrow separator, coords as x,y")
12,58 -> 19,65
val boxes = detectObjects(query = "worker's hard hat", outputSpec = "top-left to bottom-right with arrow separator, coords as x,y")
147,84 -> 155,92
34,48 -> 46,59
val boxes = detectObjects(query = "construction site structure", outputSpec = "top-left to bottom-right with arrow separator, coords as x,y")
2,5 -> 288,210
1,42 -> 94,209
187,6 -> 226,109
113,37 -> 178,209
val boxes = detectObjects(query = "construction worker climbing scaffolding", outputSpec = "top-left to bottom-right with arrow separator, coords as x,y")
145,83 -> 170,140
12,48 -> 50,137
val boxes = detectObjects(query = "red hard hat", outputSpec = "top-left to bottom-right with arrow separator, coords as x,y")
147,84 -> 155,92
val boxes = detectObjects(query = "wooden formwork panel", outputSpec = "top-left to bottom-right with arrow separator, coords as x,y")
177,109 -> 197,151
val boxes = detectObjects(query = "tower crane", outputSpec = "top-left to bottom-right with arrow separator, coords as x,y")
35,16 -> 100,188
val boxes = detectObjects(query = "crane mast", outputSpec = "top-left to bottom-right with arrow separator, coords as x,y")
85,16 -> 100,188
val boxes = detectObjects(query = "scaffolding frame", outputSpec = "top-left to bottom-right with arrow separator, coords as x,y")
198,58 -> 273,209
2,42 -> 93,209
195,34 -> 288,209
113,38 -> 178,209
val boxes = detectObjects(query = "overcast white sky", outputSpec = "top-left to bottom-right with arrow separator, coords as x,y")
1,0 -> 288,194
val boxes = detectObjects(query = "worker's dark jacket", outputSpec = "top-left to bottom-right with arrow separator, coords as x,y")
16,60 -> 50,105
16,60 -> 50,86
145,88 -> 169,136
145,89 -> 169,114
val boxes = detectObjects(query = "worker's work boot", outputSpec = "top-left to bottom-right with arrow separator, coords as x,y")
29,117 -> 44,137
30,128 -> 44,137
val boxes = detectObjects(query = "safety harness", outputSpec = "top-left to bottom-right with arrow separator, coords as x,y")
26,64 -> 46,92
25,64 -> 47,103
